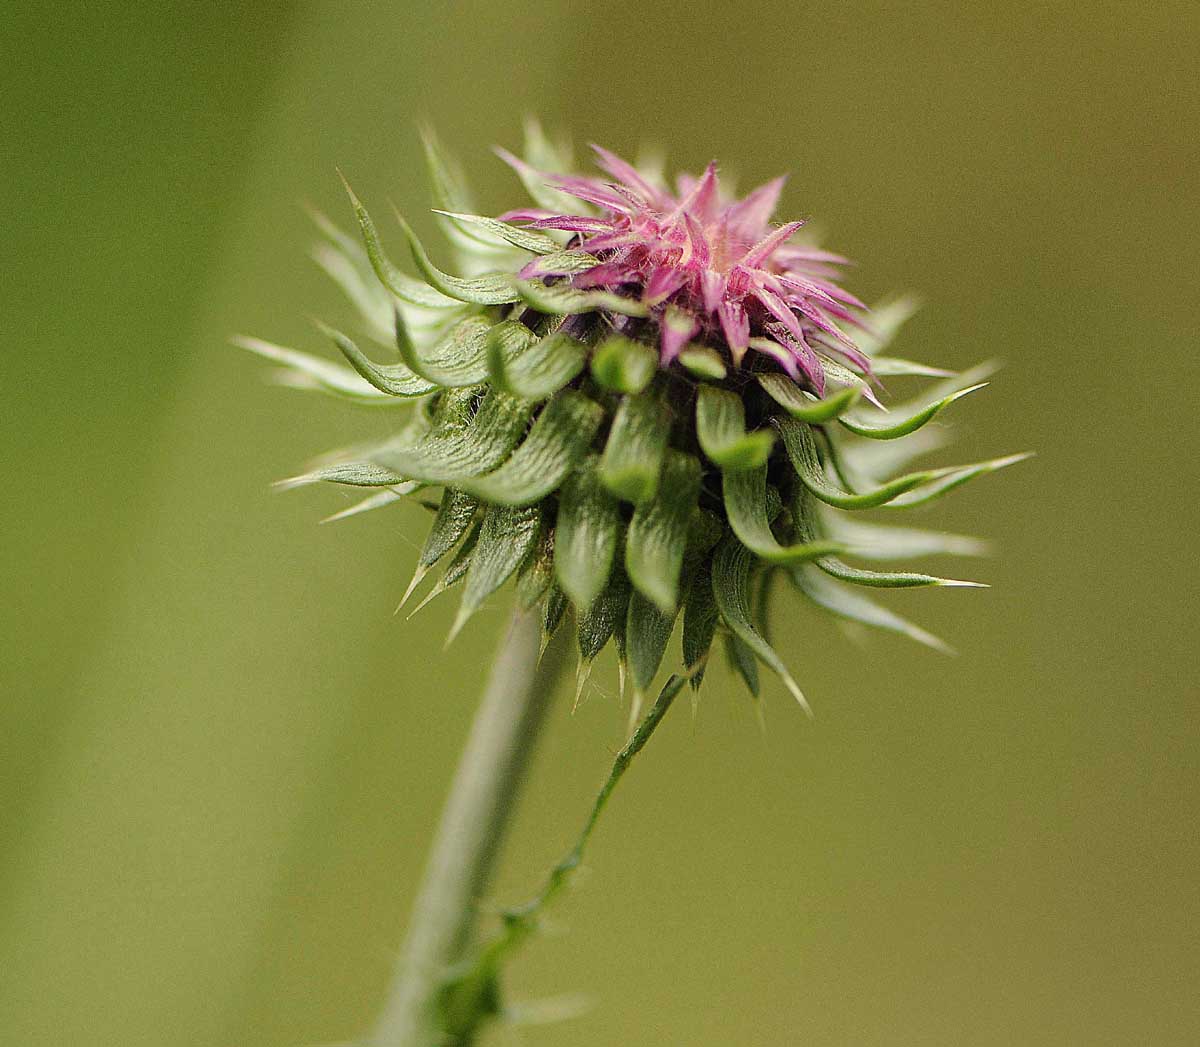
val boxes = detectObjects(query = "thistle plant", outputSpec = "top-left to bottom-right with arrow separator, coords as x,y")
239,122 -> 1025,1045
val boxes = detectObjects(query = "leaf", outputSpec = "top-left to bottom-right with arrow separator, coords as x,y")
514,279 -> 649,318
554,457 -> 620,611
710,536 -> 809,714
233,335 -> 404,405
758,374 -> 862,422
625,452 -> 702,612
695,385 -> 776,470
376,388 -> 535,485
589,335 -> 658,393
721,467 -> 843,564
837,383 -> 987,440
396,213 -> 522,305
625,589 -> 677,695
883,452 -> 1034,509
488,328 -> 587,399
318,323 -> 437,397
452,505 -> 541,640
597,390 -> 671,503
456,391 -> 604,506
337,173 -> 457,308
394,310 -> 513,388
677,345 -> 727,380
826,517 -> 989,560
776,416 -> 947,510
790,564 -> 951,653
431,209 -> 560,254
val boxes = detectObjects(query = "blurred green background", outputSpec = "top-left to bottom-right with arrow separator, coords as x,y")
3,2 -> 1198,1044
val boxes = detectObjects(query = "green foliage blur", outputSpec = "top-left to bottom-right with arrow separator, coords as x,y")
3,2 -> 1197,1044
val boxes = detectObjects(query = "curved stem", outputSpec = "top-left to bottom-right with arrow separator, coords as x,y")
371,606 -> 562,1047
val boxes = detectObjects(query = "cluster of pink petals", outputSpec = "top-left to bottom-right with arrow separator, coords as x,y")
499,145 -> 872,392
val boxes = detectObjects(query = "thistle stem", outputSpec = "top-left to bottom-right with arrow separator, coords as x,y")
371,606 -> 561,1047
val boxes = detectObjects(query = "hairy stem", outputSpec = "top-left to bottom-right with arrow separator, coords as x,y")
371,606 -> 562,1047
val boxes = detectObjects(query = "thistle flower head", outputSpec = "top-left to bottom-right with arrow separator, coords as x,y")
500,145 -> 868,390
240,122 -> 1025,709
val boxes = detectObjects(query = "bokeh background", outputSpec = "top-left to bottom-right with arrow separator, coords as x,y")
3,2 -> 1198,1044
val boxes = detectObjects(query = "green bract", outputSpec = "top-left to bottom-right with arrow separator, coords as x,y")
241,124 -> 1027,710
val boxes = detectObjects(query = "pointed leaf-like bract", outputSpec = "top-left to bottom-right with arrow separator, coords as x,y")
625,452 -> 702,612
321,487 -> 408,524
682,563 -> 719,688
401,488 -> 479,606
598,391 -> 671,503
420,489 -> 479,568
456,392 -> 604,506
589,335 -> 658,394
776,416 -> 944,510
233,335 -> 404,404
869,357 -> 956,378
722,466 -> 843,564
394,310 -> 504,388
488,328 -> 587,399
677,345 -> 727,380
453,505 -> 541,639
790,564 -> 951,654
723,633 -> 761,698
625,590 -> 677,696
758,374 -> 862,422
278,460 -> 408,489
377,388 -> 534,485
516,528 -> 555,610
838,383 -> 987,440
411,523 -> 478,616
338,174 -> 457,309
828,517 -> 989,560
695,385 -> 776,470
396,213 -> 522,305
554,457 -> 621,611
514,279 -> 649,319
419,126 -> 504,254
883,453 -> 1033,509
710,536 -> 810,714
431,210 -> 560,254
321,323 -> 437,397
577,575 -> 630,678
791,488 -> 984,588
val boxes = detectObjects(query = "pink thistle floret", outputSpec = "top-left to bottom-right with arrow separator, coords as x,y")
500,144 -> 872,393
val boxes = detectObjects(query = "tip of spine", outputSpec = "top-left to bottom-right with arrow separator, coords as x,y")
784,675 -> 814,719
396,564 -> 429,611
